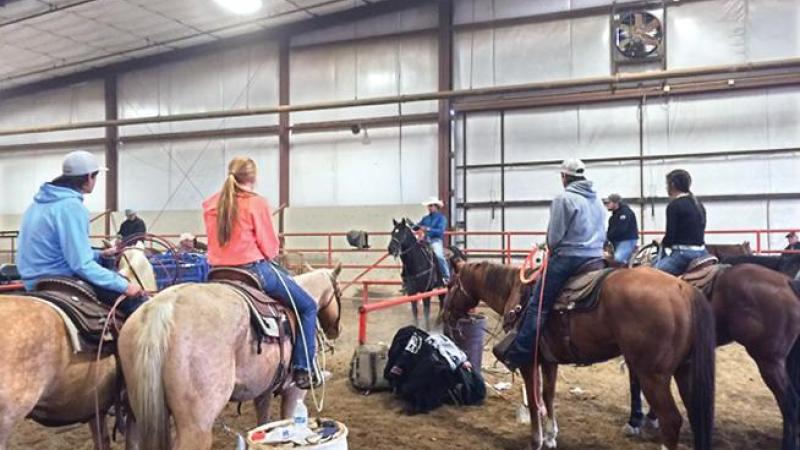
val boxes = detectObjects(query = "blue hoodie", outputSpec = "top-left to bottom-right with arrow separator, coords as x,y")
547,180 -> 606,258
16,183 -> 129,293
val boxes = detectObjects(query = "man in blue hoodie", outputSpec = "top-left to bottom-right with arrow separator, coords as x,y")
16,151 -> 144,314
494,159 -> 606,370
417,197 -> 450,282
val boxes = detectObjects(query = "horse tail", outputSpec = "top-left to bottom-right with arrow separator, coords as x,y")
130,294 -> 176,450
688,288 -> 716,450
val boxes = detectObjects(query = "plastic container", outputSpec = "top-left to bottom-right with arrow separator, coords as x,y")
247,418 -> 348,450
149,252 -> 209,289
453,313 -> 487,376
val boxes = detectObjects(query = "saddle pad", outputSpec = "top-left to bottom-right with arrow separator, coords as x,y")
553,268 -> 615,312
24,296 -> 84,353
24,290 -> 120,350
680,264 -> 727,296
214,281 -> 294,341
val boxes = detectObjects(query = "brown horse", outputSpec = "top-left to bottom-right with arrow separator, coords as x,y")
118,266 -> 342,450
0,247 -> 155,450
443,261 -> 716,450
628,263 -> 800,450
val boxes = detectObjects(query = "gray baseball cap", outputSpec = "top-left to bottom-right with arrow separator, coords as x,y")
560,158 -> 586,177
604,193 -> 622,204
62,150 -> 106,176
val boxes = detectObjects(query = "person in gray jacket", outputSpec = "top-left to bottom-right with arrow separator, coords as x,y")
494,158 -> 606,370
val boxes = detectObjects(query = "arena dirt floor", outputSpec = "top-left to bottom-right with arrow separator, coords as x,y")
9,290 -> 783,450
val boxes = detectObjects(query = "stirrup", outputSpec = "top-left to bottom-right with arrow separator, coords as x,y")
491,330 -> 519,371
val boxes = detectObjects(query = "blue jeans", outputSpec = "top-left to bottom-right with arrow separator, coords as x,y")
612,239 -> 638,265
654,248 -> 709,275
429,239 -> 451,281
506,254 -> 597,366
250,260 -> 317,372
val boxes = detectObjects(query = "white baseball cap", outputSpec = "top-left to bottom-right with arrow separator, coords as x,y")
62,150 -> 106,176
560,158 -> 586,177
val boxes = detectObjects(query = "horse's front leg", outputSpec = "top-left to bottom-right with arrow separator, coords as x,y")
541,362 -> 559,449
89,413 -> 110,450
521,363 -> 544,450
254,393 -> 273,425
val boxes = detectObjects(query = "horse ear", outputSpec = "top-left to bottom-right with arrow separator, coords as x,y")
332,262 -> 343,279
392,218 -> 398,226
303,262 -> 314,273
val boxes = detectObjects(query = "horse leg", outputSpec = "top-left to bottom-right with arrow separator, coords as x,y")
124,413 -> 141,450
279,386 -> 306,420
0,384 -> 42,450
637,372 -> 682,450
521,363 -> 544,450
755,358 -> 799,450
423,298 -> 431,331
541,362 -> 559,449
89,412 -> 111,450
254,393 -> 273,425
411,301 -> 420,327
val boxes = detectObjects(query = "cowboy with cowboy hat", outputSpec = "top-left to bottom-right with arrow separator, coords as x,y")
417,196 -> 450,282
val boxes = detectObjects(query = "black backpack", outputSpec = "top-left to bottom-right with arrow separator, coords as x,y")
384,326 -> 485,413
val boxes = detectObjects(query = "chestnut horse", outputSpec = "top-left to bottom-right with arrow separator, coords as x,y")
0,247 -> 155,450
628,262 -> 800,450
443,261 -> 716,450
119,266 -> 342,450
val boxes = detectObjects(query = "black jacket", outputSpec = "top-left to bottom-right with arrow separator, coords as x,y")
119,217 -> 146,240
606,203 -> 638,243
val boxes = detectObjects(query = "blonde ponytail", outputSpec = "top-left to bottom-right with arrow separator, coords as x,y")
216,157 -> 257,246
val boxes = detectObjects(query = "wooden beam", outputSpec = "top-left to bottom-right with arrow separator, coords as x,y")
104,75 -> 118,217
278,38 -> 290,234
438,0 -> 453,223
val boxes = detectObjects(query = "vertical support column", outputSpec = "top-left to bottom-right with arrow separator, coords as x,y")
278,38 -> 291,236
438,0 -> 454,240
104,75 -> 118,237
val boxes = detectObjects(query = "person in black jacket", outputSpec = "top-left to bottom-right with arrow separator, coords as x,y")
654,169 -> 710,275
604,193 -> 639,264
786,231 -> 800,252
118,209 -> 146,243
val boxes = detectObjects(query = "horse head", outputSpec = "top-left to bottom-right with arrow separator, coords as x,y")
388,218 -> 417,257
441,261 -> 484,329
318,263 -> 343,340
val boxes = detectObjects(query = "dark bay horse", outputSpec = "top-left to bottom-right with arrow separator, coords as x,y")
388,218 -> 445,330
721,253 -> 800,279
444,261 -> 716,450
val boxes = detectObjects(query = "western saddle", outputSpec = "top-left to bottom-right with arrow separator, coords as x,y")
679,255 -> 726,296
20,276 -> 125,353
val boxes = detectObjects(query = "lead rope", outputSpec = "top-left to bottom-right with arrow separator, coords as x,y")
269,264 -> 326,414
519,246 -> 549,418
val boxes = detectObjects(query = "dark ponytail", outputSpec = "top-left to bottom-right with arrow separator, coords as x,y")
666,169 -> 706,226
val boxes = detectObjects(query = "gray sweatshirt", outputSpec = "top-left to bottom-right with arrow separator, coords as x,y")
547,180 -> 606,257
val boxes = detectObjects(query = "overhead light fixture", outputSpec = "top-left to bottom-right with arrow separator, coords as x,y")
213,0 -> 263,15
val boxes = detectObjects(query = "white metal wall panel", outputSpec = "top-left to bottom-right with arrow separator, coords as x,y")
505,108 -> 578,162
464,208 -> 502,252
453,28 -> 496,89
290,4 -> 438,47
118,43 -> 279,136
290,35 -> 437,123
571,16 -> 611,78
747,0 -> 800,61
0,147 -> 105,214
577,102 -> 640,158
465,113 -> 501,165
118,137 -> 278,212
0,81 -> 104,145
667,0 -> 747,69
494,20 -> 572,86
766,87 -> 800,148
290,124 -> 436,207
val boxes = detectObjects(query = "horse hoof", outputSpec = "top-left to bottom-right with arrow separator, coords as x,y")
544,437 -> 557,448
622,423 -> 642,437
645,417 -> 660,430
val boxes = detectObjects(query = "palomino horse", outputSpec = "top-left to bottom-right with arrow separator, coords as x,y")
443,261 -> 716,450
119,265 -> 343,450
629,243 -> 800,450
0,247 -> 156,450
388,218 -> 446,330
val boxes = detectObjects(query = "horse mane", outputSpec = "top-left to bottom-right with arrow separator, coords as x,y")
463,261 -> 521,309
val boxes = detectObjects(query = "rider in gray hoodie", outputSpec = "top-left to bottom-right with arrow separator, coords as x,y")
495,159 -> 606,370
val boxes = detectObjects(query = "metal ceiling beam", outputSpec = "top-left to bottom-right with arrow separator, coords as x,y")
461,192 -> 800,209
0,0 -> 433,100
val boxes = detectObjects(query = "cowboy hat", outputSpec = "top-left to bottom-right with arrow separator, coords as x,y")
422,197 -> 444,207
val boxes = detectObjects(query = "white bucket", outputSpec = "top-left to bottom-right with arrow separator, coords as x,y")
247,418 -> 348,450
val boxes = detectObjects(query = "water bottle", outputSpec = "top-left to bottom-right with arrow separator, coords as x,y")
293,400 -> 308,430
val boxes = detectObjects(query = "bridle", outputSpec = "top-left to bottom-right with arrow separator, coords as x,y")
317,271 -> 343,336
443,273 -> 475,329
389,225 -> 416,257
